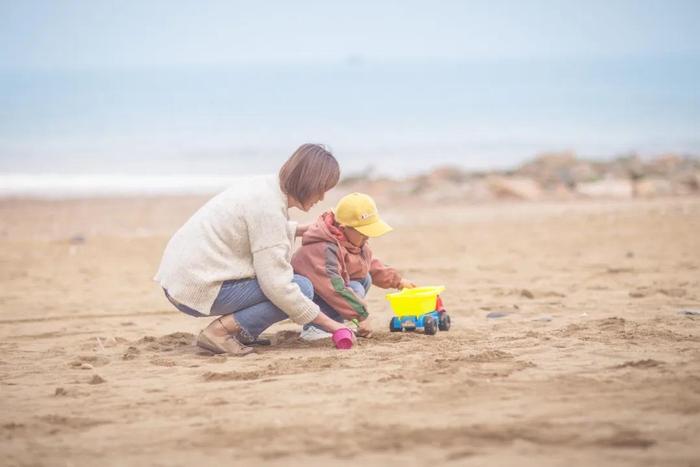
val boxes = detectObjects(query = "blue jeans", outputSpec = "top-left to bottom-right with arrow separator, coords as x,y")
303,274 -> 372,331
164,274 -> 314,341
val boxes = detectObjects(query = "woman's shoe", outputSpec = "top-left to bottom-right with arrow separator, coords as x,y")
196,317 -> 254,356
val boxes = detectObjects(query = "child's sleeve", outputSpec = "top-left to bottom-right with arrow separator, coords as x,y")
292,243 -> 369,320
368,251 -> 403,289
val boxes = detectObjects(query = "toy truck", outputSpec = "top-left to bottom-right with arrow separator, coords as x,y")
386,286 -> 451,335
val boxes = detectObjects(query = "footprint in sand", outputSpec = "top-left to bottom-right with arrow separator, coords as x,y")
53,387 -> 86,398
606,266 -> 635,274
38,414 -> 110,432
150,358 -> 177,367
657,288 -> 687,298
202,370 -> 264,382
596,429 -> 656,448
122,346 -> 141,360
612,359 -> 664,369
597,317 -> 627,330
521,289 -> 534,299
134,333 -> 196,352
68,355 -> 110,369
87,374 -> 106,384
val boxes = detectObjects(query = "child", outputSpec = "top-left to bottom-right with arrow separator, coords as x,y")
291,192 -> 415,340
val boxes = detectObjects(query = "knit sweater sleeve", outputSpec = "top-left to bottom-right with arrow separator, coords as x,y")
247,208 -> 320,325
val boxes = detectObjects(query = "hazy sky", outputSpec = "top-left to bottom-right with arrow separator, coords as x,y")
1,0 -> 699,69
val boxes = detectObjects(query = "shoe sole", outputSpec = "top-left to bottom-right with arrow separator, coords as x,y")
196,333 -> 226,354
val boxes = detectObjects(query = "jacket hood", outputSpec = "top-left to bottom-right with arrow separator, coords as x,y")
302,211 -> 362,254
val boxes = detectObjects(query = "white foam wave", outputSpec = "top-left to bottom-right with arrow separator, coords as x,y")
0,173 -> 243,198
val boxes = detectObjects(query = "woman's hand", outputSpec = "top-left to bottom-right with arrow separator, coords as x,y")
398,278 -> 416,289
311,312 -> 357,342
295,224 -> 311,237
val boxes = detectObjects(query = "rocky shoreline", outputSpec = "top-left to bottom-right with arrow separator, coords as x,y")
341,153 -> 700,202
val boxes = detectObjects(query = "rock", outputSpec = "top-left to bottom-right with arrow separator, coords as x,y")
459,179 -> 493,201
515,152 -> 577,187
607,154 -> 645,180
634,178 -> 673,197
671,171 -> 700,195
487,176 -> 542,200
419,182 -> 468,202
576,178 -> 634,198
549,183 -> 577,200
521,289 -> 534,299
647,153 -> 685,175
426,166 -> 467,184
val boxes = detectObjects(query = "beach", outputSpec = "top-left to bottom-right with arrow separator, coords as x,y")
1,193 -> 699,466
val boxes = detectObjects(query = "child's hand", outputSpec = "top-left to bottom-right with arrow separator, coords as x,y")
398,279 -> 416,289
356,320 -> 373,338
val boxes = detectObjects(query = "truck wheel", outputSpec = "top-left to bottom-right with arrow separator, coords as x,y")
389,317 -> 402,332
438,313 -> 451,331
424,316 -> 437,335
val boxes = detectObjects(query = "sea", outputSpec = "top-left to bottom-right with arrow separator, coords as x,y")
1,56 -> 698,197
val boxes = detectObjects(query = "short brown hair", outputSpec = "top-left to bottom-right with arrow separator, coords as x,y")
279,144 -> 340,205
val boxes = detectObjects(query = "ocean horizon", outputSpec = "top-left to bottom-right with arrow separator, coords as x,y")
1,56 -> 699,196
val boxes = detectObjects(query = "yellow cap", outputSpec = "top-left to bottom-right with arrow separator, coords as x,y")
334,192 -> 393,238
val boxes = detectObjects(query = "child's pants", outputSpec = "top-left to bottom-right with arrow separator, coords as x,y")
164,274 -> 314,342
303,274 -> 372,331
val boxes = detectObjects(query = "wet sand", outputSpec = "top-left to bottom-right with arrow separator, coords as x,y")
1,194 -> 699,466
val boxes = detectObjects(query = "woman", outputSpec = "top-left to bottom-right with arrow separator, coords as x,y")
154,144 -> 352,355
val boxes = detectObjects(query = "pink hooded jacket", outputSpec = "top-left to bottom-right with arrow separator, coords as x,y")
291,211 -> 403,320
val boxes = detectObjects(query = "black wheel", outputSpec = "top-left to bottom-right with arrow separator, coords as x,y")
438,313 -> 451,331
424,316 -> 437,335
389,317 -> 402,332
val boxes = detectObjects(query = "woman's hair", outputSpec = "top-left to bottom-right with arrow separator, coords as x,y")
279,143 -> 340,205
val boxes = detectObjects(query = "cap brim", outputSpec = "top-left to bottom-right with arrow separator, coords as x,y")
353,219 -> 393,238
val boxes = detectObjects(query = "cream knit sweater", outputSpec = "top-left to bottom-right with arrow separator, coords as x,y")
154,174 -> 320,324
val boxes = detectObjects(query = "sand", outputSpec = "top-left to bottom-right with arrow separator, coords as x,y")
1,194 -> 699,466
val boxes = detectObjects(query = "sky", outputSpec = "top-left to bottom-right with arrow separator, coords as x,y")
0,0 -> 698,184
1,0 -> 699,70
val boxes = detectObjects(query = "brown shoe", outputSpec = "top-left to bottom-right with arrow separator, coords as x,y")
196,317 -> 254,356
